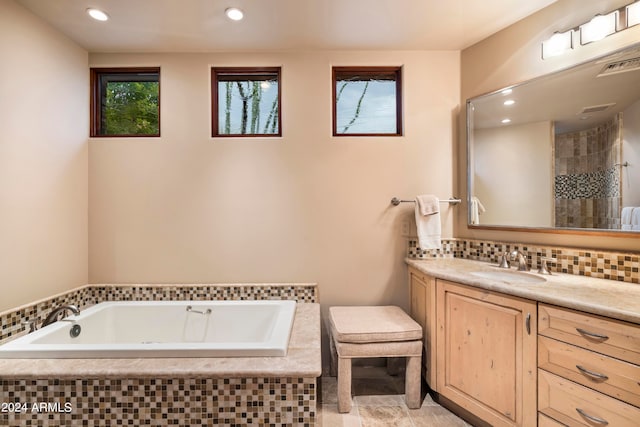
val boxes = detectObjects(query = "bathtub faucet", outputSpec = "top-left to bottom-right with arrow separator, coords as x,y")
41,304 -> 80,328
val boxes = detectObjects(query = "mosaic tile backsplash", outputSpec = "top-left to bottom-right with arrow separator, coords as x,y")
409,238 -> 639,284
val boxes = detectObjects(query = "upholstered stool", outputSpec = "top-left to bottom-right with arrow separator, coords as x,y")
329,305 -> 422,413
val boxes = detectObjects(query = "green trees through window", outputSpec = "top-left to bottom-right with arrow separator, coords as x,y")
90,68 -> 160,137
212,67 -> 281,137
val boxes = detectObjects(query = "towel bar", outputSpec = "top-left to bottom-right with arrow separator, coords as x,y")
391,197 -> 461,206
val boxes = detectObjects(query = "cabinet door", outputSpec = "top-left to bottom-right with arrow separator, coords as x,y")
409,267 -> 437,389
436,280 -> 537,427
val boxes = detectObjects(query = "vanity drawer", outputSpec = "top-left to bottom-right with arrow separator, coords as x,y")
538,304 -> 640,364
539,336 -> 640,407
539,370 -> 640,427
538,413 -> 566,427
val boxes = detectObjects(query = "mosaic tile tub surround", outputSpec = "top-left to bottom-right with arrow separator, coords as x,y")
0,377 -> 316,426
0,284 -> 319,427
409,238 -> 639,284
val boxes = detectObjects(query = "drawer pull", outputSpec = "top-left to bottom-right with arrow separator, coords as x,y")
576,365 -> 609,381
576,328 -> 609,341
525,313 -> 531,335
576,408 -> 609,425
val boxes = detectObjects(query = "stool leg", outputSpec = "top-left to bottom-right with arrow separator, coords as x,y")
329,334 -> 337,377
405,355 -> 422,409
337,356 -> 352,413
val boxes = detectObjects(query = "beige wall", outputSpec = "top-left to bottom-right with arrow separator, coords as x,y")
459,0 -> 640,250
474,121 -> 553,227
0,0 -> 88,312
88,51 -> 460,314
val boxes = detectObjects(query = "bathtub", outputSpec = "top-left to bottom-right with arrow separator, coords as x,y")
0,300 -> 297,358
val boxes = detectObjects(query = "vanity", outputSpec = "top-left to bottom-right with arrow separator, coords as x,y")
407,257 -> 640,427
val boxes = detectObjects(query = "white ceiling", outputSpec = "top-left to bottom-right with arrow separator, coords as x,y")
16,0 -> 558,52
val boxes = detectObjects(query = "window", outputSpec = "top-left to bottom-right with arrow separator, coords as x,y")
90,67 -> 160,137
212,67 -> 281,137
332,66 -> 402,136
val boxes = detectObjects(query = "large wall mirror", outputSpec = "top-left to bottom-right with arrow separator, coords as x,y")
467,43 -> 640,234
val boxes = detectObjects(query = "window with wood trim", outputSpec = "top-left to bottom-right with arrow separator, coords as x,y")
332,66 -> 402,136
90,67 -> 160,137
212,67 -> 281,137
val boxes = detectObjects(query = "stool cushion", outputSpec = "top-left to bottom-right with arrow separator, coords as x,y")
329,306 -> 422,343
333,338 -> 422,358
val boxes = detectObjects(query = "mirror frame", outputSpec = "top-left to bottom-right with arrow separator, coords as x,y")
466,44 -> 640,238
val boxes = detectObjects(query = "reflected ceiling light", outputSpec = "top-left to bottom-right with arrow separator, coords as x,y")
501,118 -> 511,124
503,100 -> 515,106
86,8 -> 109,21
627,1 -> 640,27
580,11 -> 618,44
501,89 -> 512,95
260,81 -> 271,89
225,7 -> 244,21
542,30 -> 573,59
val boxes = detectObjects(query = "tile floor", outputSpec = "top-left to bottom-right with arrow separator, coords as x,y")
317,366 -> 473,426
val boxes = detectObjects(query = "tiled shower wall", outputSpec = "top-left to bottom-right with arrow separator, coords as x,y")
409,238 -> 639,284
554,114 -> 622,229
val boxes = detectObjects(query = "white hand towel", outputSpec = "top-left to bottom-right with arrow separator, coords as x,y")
621,207 -> 634,226
416,195 -> 439,215
470,196 -> 486,225
631,207 -> 640,226
415,195 -> 441,249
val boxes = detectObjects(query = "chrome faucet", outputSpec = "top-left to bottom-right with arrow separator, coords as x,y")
41,304 -> 80,328
498,252 -> 511,268
510,250 -> 529,271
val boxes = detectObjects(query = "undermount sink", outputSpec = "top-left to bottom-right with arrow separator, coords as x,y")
470,270 -> 547,284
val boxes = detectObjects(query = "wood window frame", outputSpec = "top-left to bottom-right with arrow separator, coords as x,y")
211,67 -> 282,138
332,66 -> 403,137
90,67 -> 161,138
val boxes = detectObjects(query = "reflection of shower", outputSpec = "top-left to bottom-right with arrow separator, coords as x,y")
554,113 -> 622,229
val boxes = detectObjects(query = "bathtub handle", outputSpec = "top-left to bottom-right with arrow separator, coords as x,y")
186,305 -> 212,315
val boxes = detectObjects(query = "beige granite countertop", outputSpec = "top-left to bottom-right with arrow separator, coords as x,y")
406,258 -> 640,325
0,303 -> 321,379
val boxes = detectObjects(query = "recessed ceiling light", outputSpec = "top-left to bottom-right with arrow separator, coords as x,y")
503,100 -> 515,106
225,7 -> 244,21
501,118 -> 511,124
86,8 -> 109,21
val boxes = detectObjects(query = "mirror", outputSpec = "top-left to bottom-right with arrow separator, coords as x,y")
467,43 -> 640,233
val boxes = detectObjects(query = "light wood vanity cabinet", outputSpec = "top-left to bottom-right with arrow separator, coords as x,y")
408,266 -> 640,427
408,267 -> 437,388
538,303 -> 640,426
435,280 -> 537,427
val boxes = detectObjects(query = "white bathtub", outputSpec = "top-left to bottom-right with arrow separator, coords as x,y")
0,300 -> 297,358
